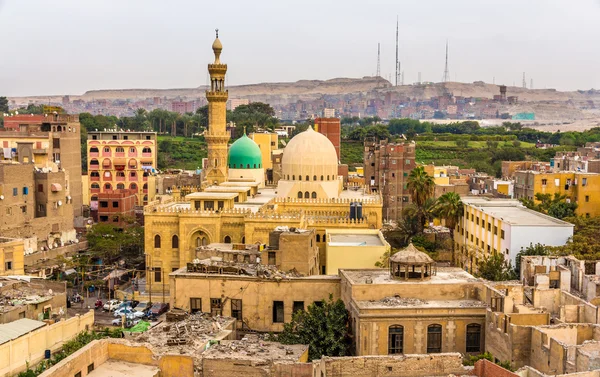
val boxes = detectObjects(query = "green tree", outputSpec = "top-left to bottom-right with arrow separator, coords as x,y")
403,197 -> 438,234
435,192 -> 464,259
0,96 -> 8,113
406,166 -> 435,233
455,139 -> 469,148
86,222 -> 144,265
276,295 -> 350,361
476,252 -> 517,281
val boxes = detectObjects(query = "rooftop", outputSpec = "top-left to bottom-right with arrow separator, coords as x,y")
328,233 -> 383,247
87,360 -> 159,377
203,334 -> 308,361
0,318 -> 46,344
357,296 -> 487,309
186,192 -> 239,200
462,197 -> 574,227
341,268 -> 478,285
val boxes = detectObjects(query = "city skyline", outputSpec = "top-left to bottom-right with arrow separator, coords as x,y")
1,0 -> 600,96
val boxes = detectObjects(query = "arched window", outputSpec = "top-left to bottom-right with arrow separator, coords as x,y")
143,183 -> 148,189
388,325 -> 404,354
253,164 -> 257,168
327,175 -> 330,180
143,195 -> 148,202
241,236 -> 246,243
247,164 -> 250,168
313,175 -> 317,181
311,192 -> 317,199
103,147 -> 110,153
116,171 -> 125,178
90,159 -> 99,166
195,237 -> 202,247
427,324 -> 442,353
316,234 -> 320,242
104,183 -> 111,190
224,235 -> 232,244
172,235 -> 179,248
130,171 -> 136,178
154,235 -> 161,248
466,324 -> 481,353
130,183 -> 137,190
297,191 -> 303,198
117,183 -> 125,189
304,191 -> 310,199
306,175 -> 309,181
91,195 -> 98,202
115,147 -> 124,153
91,183 -> 100,189
292,175 -> 295,180
142,147 -> 152,153
321,175 -> 324,181
90,171 -> 100,177
90,147 -> 99,153
299,175 -> 302,181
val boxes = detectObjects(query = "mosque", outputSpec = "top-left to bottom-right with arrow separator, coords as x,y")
143,34 -> 383,292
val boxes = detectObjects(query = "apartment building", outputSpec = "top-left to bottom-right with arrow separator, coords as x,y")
0,237 -> 25,276
314,117 -> 341,161
96,189 -> 137,226
455,198 -> 573,272
364,138 -> 416,221
513,171 -> 600,217
86,131 -> 157,208
0,114 -> 83,217
0,162 -> 77,253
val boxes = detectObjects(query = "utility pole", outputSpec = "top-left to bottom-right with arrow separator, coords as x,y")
395,16 -> 399,86
442,40 -> 450,83
376,43 -> 381,78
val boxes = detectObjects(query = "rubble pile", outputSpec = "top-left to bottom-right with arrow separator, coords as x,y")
186,259 -> 303,279
0,281 -> 54,312
207,334 -> 300,359
377,296 -> 426,307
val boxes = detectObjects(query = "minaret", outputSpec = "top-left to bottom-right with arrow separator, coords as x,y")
204,29 -> 229,185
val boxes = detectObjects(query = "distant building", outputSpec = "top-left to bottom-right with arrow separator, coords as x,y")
95,189 -> 137,226
364,138 -> 416,221
513,170 -> 600,217
314,118 -> 341,161
86,131 -> 157,208
323,108 -> 336,118
0,237 -> 25,276
228,98 -> 249,111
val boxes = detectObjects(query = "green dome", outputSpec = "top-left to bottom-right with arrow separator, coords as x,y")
228,134 -> 263,169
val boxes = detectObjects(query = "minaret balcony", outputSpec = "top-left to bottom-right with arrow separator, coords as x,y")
206,91 -> 229,101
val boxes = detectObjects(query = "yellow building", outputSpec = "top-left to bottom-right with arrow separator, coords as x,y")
324,229 -> 389,275
250,132 -> 278,171
423,164 -> 451,185
455,197 -> 573,273
0,237 -> 25,276
513,170 -> 600,217
86,131 -> 157,207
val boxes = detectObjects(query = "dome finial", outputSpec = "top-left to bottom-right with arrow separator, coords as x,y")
212,29 -> 223,64
243,125 -> 247,135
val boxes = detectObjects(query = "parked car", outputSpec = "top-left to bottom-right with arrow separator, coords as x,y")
112,316 -> 140,328
103,300 -> 122,312
147,302 -> 170,318
114,307 -> 144,319
133,302 -> 150,312
115,300 -> 139,311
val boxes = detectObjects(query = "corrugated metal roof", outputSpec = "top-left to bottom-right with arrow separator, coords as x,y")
0,318 -> 46,345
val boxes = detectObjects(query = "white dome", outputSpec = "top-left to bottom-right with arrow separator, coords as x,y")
281,127 -> 338,181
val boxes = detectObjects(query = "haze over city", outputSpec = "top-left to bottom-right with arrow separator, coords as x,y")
1,0 -> 600,97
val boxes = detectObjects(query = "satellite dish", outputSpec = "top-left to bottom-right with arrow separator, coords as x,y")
58,200 -> 62,206
0,195 -> 4,200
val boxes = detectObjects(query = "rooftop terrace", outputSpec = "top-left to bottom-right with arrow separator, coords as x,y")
341,267 -> 478,285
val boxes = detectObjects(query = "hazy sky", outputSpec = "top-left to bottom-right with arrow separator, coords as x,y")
1,0 -> 599,96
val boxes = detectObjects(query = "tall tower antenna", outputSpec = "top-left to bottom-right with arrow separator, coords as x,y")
522,72 -> 527,88
376,43 -> 381,78
530,78 -> 533,90
395,16 -> 399,86
442,40 -> 450,83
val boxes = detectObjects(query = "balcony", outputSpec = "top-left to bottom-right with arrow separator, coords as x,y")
89,164 -> 99,170
116,175 -> 126,182
102,151 -> 111,158
91,188 -> 100,194
142,152 -> 152,158
143,175 -> 148,182
129,174 -> 138,182
90,176 -> 100,182
128,151 -> 137,157
115,152 -> 125,158
143,188 -> 148,194
89,151 -> 99,158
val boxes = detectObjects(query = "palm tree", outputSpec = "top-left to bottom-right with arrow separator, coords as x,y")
406,166 -> 435,232
435,192 -> 464,263
435,192 -> 464,231
406,166 -> 435,207
403,197 -> 438,233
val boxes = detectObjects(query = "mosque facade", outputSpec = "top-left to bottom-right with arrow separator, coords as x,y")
143,35 -> 383,292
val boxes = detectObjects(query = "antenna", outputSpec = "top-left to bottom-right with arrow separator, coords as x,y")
442,40 -> 450,83
395,16 -> 399,86
522,72 -> 527,89
530,78 -> 533,90
376,43 -> 381,78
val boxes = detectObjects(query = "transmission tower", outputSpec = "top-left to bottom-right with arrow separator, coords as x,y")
395,17 -> 399,86
522,72 -> 527,88
442,40 -> 450,83
530,78 -> 533,90
376,43 -> 381,78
